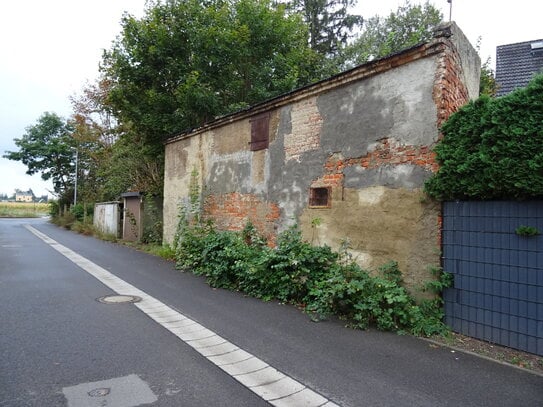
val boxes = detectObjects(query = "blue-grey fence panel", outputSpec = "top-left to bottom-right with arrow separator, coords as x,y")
442,201 -> 543,356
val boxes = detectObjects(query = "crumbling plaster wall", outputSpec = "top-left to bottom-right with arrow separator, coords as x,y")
163,22 -> 480,291
291,57 -> 441,290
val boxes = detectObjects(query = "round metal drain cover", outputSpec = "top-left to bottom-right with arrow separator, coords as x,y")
88,387 -> 110,397
97,295 -> 142,304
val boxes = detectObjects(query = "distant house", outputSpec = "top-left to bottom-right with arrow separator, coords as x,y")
15,189 -> 35,202
495,39 -> 543,96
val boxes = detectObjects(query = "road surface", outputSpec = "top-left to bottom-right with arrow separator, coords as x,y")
1,218 -> 541,406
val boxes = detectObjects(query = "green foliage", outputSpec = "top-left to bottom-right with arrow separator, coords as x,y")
425,74 -> 543,200
142,195 -> 163,244
255,225 -> 338,302
98,136 -> 164,199
101,0 -> 320,148
70,219 -> 96,236
3,112 -> 76,201
70,203 -> 93,222
344,1 -> 442,67
409,266 -> 453,336
515,225 -> 540,237
306,261 -> 415,331
49,201 -> 60,217
423,266 -> 454,294
174,211 -> 450,336
145,244 -> 176,261
52,211 -> 77,229
479,56 -> 498,97
286,0 -> 362,58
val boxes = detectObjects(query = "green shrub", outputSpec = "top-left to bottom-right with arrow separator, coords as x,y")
515,225 -> 540,236
174,217 -> 450,336
71,219 -> 95,235
306,261 -> 415,331
425,74 -> 543,200
256,225 -> 338,303
70,203 -> 94,221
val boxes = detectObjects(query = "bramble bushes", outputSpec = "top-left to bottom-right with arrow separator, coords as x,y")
174,218 -> 451,336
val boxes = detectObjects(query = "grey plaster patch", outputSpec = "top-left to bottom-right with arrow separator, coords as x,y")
208,151 -> 252,194
344,164 -> 432,189
63,374 -> 157,407
318,81 -> 393,157
318,58 -> 438,157
278,105 -> 292,135
269,111 -> 328,226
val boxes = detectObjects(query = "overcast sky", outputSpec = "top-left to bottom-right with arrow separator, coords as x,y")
1,0 -> 542,198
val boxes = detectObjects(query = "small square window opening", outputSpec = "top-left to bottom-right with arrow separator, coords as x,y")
309,187 -> 331,208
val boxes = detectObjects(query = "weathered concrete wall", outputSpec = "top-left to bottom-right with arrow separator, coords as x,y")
163,22 -> 480,290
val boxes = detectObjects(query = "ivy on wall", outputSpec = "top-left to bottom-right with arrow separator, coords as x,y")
425,74 -> 543,200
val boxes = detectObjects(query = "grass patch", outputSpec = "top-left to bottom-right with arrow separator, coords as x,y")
119,241 -> 176,261
0,202 -> 50,218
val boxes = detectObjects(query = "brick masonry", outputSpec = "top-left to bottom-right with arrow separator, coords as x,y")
204,192 -> 281,244
284,97 -> 322,162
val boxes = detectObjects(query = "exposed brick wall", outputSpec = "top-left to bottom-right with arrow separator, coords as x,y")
284,97 -> 322,162
203,192 -> 281,244
323,138 -> 439,176
431,34 -> 473,248
433,43 -> 471,128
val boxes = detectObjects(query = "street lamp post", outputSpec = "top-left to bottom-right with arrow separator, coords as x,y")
74,148 -> 78,206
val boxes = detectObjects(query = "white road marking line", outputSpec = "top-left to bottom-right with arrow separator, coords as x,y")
26,225 -> 340,407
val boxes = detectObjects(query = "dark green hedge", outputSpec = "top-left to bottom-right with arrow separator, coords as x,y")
425,74 -> 543,200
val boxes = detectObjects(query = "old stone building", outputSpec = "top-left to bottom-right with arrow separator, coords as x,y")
163,22 -> 480,290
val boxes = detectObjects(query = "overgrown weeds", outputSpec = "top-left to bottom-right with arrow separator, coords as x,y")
174,217 -> 452,337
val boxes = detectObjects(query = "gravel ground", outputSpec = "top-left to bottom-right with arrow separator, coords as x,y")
427,332 -> 543,375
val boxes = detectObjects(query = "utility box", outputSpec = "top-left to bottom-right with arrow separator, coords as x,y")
93,202 -> 121,237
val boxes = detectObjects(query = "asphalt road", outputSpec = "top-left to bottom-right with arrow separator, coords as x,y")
1,218 -> 542,406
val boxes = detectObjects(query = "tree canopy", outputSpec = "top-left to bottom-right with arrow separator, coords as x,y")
100,0 -> 320,149
424,74 -> 543,200
3,112 -> 75,198
286,0 -> 362,57
344,1 -> 442,66
8,0 -> 501,209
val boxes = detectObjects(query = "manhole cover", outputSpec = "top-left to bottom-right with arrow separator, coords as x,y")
88,387 -> 110,397
97,295 -> 142,304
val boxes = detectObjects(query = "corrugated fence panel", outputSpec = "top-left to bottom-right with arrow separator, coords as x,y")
443,201 -> 543,356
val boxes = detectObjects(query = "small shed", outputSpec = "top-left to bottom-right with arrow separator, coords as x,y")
121,192 -> 143,241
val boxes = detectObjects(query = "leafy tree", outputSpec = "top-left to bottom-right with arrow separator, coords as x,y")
100,0 -> 318,150
479,56 -> 498,97
70,79 -> 118,148
69,80 -> 124,202
3,112 -> 76,200
473,37 -> 498,97
285,0 -> 363,57
344,1 -> 442,67
424,74 -> 543,200
98,136 -> 164,199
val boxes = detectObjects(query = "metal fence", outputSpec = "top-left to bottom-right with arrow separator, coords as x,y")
442,201 -> 543,356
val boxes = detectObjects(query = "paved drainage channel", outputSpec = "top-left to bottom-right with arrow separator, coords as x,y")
97,294 -> 142,304
26,225 -> 340,407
